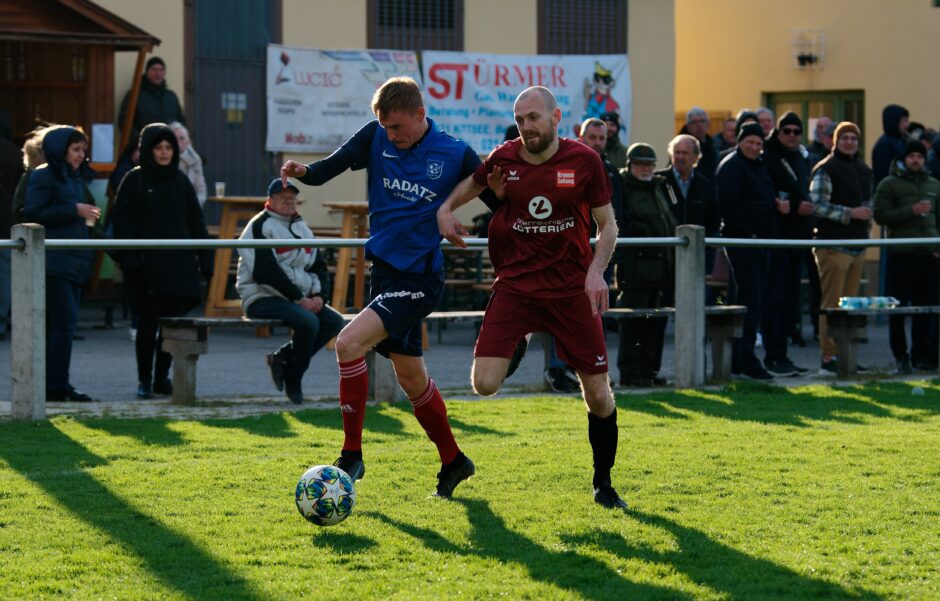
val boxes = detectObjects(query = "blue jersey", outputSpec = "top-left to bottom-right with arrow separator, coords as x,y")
300,118 -> 484,274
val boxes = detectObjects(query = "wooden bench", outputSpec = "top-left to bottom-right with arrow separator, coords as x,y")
160,315 -> 404,404
822,305 -> 940,377
601,305 -> 747,384
160,305 -> 747,404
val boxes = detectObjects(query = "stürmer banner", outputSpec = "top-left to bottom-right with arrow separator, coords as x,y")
421,51 -> 631,153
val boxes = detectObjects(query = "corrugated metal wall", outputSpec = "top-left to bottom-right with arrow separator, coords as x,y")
191,0 -> 280,222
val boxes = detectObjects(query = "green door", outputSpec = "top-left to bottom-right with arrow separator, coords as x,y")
764,90 -> 865,155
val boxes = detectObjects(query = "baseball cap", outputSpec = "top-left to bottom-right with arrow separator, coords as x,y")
268,178 -> 300,197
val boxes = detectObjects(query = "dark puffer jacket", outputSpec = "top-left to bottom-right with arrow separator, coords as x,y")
872,104 -> 909,186
24,126 -> 94,283
617,170 -> 678,289
118,76 -> 187,139
716,149 -> 777,239
873,162 -> 940,254
111,124 -> 212,309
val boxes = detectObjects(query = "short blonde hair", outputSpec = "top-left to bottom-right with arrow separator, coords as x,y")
371,76 -> 424,118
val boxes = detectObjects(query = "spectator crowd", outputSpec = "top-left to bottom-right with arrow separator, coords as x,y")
2,56 -> 940,399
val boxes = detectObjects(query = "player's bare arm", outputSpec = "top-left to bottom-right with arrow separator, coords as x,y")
437,174 -> 486,248
585,203 -> 618,315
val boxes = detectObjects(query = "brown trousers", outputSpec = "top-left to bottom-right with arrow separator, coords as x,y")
814,248 -> 866,358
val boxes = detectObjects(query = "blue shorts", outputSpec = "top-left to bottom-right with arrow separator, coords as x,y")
367,262 -> 443,357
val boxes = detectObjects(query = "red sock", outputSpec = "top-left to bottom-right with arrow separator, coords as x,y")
411,378 -> 460,465
338,357 -> 368,451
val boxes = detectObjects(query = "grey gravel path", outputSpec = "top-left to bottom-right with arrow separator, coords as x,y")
0,307 -> 918,420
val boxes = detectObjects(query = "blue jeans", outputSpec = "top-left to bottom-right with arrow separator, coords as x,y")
246,296 -> 345,380
46,276 -> 81,392
0,247 -> 9,332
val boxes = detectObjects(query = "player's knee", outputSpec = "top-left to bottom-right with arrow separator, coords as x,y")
396,372 -> 426,397
471,370 -> 501,396
334,330 -> 363,363
584,391 -> 614,417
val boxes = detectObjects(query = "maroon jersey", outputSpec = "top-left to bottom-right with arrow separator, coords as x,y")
473,138 -> 611,297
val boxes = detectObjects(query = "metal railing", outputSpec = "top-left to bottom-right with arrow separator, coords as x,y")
8,223 -> 940,420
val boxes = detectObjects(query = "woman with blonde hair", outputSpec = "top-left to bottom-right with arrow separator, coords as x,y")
168,121 -> 207,207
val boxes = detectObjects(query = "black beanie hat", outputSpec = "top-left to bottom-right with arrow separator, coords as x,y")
738,122 -> 764,143
776,111 -> 803,132
735,110 -> 759,135
146,56 -> 166,71
902,140 -> 927,160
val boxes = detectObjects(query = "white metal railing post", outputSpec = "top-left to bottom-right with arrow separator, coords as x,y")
675,225 -> 705,387
11,224 -> 46,420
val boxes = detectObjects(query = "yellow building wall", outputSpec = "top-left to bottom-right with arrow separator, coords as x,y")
629,0 -> 675,165
465,0 -> 538,54
282,0 -> 370,225
675,0 -> 940,155
93,0 -> 186,125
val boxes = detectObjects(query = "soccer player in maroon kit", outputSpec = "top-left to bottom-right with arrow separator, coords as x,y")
437,86 -> 626,509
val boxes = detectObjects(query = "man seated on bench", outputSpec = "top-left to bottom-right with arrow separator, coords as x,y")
235,178 -> 345,403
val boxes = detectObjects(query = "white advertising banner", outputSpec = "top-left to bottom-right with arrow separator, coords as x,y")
421,51 -> 631,154
266,45 -> 421,153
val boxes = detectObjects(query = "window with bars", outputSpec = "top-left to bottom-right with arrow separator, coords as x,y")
367,0 -> 464,51
538,0 -> 628,55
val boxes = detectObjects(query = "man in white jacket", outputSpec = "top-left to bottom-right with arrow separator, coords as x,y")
236,178 -> 345,403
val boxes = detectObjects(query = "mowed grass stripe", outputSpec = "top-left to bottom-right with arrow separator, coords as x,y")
0,381 -> 938,600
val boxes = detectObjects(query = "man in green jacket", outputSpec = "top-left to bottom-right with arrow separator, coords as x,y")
873,140 -> 940,373
616,143 -> 677,387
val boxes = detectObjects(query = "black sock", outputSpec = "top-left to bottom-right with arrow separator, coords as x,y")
442,452 -> 467,472
587,408 -> 618,489
341,449 -> 362,462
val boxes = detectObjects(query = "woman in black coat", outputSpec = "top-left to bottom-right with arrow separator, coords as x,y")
112,123 -> 213,398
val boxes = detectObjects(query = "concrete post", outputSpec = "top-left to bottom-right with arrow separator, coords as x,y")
366,351 -> 405,403
11,224 -> 46,420
674,225 -> 705,388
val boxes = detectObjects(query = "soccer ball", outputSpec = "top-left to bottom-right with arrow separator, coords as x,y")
295,465 -> 356,526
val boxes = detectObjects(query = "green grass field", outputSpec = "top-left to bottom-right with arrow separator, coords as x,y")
1,381 -> 939,600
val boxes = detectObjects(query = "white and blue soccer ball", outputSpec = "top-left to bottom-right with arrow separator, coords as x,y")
295,465 -> 356,526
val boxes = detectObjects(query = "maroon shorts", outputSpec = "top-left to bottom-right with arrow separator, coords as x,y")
474,289 -> 609,375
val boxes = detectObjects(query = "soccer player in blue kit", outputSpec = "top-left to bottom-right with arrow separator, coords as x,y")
280,76 -> 501,498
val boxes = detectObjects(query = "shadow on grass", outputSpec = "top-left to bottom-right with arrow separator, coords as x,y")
564,509 -> 882,600
0,422 -> 264,600
290,401 -> 508,441
83,411 -> 302,445
310,530 -> 378,555
364,502 -> 694,601
618,380 -> 940,427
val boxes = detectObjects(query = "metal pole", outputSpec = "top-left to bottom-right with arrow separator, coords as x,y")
11,224 -> 46,420
674,225 -> 705,388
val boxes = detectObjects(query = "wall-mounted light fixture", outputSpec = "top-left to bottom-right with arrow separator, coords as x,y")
792,29 -> 825,70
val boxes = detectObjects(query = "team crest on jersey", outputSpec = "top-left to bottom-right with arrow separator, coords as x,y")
556,169 -> 575,187
427,159 -> 445,180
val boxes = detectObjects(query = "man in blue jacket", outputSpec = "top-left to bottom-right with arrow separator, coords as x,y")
280,76 -> 498,498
